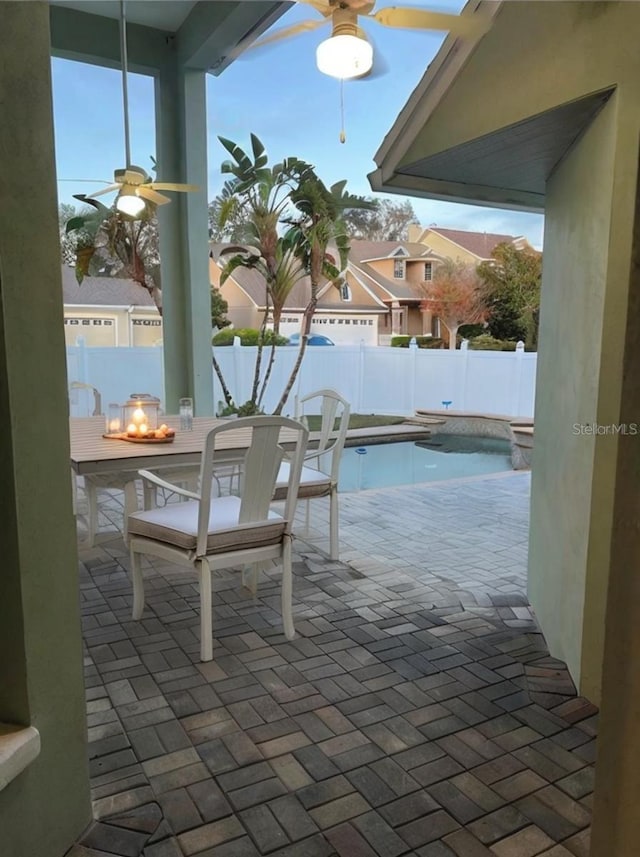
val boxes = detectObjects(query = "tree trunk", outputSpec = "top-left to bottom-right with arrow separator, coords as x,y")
274,295 -> 316,415
446,322 -> 458,350
257,306 -> 281,408
212,351 -> 234,409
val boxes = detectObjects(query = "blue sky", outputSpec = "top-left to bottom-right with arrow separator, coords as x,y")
52,0 -> 544,247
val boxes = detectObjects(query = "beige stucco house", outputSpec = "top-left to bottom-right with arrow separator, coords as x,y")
62,266 -> 162,347
370,0 -> 640,849
211,229 -> 523,343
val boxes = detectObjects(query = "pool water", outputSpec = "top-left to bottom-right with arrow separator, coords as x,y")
339,436 -> 513,492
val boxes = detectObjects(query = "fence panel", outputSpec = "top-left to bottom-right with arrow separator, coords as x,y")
67,343 -> 537,418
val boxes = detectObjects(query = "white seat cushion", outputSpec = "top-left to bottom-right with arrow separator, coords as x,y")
128,495 -> 285,554
273,462 -> 332,501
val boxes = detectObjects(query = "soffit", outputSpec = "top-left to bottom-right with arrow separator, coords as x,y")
396,90 -> 614,198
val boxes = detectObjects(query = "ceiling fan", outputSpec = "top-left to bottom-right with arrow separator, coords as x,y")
85,0 -> 197,217
249,0 -> 490,80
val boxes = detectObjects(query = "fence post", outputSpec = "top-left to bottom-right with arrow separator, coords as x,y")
512,340 -> 525,416
77,337 -> 88,384
409,337 -> 418,415
458,340 -> 469,410
358,340 -> 365,412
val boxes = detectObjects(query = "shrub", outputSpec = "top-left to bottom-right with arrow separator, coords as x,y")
467,334 -> 517,351
212,328 -> 289,347
458,323 -> 486,339
391,335 -> 444,349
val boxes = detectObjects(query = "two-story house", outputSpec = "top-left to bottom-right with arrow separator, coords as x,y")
210,227 -> 530,344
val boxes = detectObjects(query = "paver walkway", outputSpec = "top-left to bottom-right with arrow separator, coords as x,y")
68,472 -> 596,857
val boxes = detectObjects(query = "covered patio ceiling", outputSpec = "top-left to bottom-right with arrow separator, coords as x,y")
49,0 -> 291,73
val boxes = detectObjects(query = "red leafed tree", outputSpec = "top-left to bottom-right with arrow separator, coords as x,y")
419,258 -> 488,349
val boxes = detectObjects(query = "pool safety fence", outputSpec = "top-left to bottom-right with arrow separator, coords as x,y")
67,340 -> 537,419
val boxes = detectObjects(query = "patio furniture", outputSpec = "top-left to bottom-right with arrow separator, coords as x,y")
274,388 -> 350,560
69,382 -> 140,546
126,415 -> 309,661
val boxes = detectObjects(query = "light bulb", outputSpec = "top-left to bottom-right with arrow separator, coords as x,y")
316,34 -> 373,80
117,192 -> 146,217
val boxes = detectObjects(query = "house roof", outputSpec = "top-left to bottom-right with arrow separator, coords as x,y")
210,244 -> 318,311
426,227 -> 521,260
211,239 -> 436,311
348,240 -> 431,263
62,266 -> 156,308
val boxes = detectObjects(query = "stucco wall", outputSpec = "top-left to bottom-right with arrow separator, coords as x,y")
0,4 -> 91,854
529,92 -> 638,702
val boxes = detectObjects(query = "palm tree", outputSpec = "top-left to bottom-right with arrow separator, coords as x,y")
214,134 -> 312,413
274,177 -> 373,414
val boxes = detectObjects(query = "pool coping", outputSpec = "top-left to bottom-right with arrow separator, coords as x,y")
344,423 -> 433,447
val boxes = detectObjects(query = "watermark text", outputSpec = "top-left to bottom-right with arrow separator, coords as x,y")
572,423 -> 638,436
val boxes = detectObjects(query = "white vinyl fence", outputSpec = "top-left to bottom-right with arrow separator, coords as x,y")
67,341 -> 537,418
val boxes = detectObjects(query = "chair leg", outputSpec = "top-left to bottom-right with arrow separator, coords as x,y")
131,548 -> 145,620
281,538 -> 295,641
242,563 -> 260,595
329,487 -> 339,560
86,480 -> 99,547
198,559 -> 213,662
123,481 -> 139,546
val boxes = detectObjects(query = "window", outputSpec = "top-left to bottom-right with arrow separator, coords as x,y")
340,283 -> 351,301
393,259 -> 405,279
424,262 -> 433,281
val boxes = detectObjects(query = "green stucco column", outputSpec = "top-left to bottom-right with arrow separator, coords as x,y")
155,59 -> 214,415
0,4 -> 91,855
591,137 -> 640,857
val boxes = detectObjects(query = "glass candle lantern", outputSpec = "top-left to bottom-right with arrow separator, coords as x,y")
123,394 -> 160,437
106,402 -> 123,435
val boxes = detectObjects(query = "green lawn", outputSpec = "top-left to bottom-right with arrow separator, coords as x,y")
306,413 -> 406,431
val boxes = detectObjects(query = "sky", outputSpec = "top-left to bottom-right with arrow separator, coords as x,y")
52,0 -> 544,247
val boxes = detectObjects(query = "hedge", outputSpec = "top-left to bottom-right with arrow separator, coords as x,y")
212,328 -> 289,346
390,336 -> 444,349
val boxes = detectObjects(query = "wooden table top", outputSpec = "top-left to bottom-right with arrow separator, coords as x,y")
69,416 -> 296,476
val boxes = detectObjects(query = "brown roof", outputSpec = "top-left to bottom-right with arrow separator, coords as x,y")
211,239 -> 429,311
62,265 -> 156,307
348,239 -> 431,263
426,228 -> 521,259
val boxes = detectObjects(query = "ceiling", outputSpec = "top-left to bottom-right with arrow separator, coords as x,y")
51,1 -> 200,33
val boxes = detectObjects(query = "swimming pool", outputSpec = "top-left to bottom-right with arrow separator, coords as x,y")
340,436 -> 513,492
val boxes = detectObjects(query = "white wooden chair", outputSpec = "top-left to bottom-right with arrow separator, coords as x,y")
127,416 -> 309,661
274,389 -> 350,560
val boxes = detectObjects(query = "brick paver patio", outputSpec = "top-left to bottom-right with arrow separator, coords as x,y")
69,472 -> 596,857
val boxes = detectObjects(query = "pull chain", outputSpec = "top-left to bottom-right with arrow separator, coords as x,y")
339,78 -> 346,144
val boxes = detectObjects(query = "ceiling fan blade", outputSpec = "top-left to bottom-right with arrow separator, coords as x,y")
89,183 -> 120,198
369,7 -> 486,37
149,182 -> 199,193
249,18 -> 327,50
296,0 -> 335,16
137,187 -> 171,206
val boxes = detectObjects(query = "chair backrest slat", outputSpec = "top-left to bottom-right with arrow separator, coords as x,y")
296,389 -> 351,482
196,415 -> 308,556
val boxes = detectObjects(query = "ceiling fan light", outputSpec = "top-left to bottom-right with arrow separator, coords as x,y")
316,34 -> 373,80
116,191 -> 146,217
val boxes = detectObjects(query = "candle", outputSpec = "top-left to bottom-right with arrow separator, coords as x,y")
139,423 -> 148,435
132,406 -> 146,425
127,423 -> 137,435
109,418 -> 121,433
